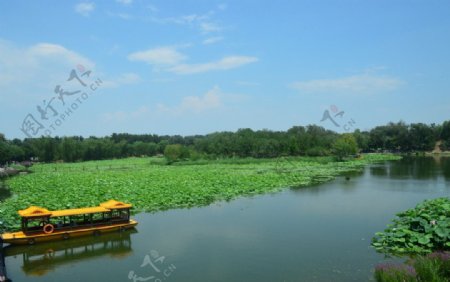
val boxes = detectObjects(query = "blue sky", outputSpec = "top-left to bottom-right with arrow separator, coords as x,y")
1,0 -> 450,139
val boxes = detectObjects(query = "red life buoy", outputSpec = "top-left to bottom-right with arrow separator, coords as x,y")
43,223 -> 54,234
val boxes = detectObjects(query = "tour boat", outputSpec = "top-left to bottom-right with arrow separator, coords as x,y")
1,200 -> 138,245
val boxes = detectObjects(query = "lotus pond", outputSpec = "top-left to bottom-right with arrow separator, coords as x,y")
2,155 -> 449,281
0,154 -> 398,231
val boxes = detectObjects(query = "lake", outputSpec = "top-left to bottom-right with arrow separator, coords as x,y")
2,156 -> 449,281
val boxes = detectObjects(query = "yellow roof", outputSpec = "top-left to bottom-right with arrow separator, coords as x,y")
100,199 -> 132,209
17,200 -> 132,218
18,206 -> 52,217
51,206 -> 110,217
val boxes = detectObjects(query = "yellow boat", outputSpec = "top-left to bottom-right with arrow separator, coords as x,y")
1,200 -> 138,245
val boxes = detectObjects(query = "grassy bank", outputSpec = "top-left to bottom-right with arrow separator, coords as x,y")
0,154 -> 400,231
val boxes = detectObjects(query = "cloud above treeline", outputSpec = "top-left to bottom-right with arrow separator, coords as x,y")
128,46 -> 258,74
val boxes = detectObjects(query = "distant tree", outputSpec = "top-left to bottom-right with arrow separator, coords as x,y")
368,121 -> 411,152
130,141 -> 158,156
164,144 -> 189,163
441,121 -> 450,139
58,137 -> 84,162
368,126 -> 386,151
158,140 -> 169,155
235,128 -> 255,157
0,140 -> 9,165
353,129 -> 370,152
332,134 -> 358,161
287,126 -> 306,155
440,121 -> 450,150
408,123 -> 435,151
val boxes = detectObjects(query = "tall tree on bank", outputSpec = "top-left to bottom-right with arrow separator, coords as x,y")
332,134 -> 358,161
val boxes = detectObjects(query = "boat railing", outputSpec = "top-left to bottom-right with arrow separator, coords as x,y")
22,216 -> 130,235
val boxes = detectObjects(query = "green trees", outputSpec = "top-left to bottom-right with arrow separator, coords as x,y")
0,138 -> 11,164
0,134 -> 25,164
164,144 -> 189,163
332,134 -> 358,161
130,141 -> 158,156
58,137 -> 84,162
368,121 -> 443,152
440,121 -> 450,150
353,129 -> 370,152
409,123 -> 435,151
0,120 -> 449,165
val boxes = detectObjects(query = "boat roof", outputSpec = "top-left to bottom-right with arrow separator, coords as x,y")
18,199 -> 132,218
19,206 -> 52,217
51,206 -> 110,217
100,200 -> 132,209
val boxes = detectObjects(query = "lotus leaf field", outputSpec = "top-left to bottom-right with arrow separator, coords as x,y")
372,197 -> 450,255
0,154 -> 400,231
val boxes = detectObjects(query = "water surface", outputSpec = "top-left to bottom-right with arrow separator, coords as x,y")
3,157 -> 450,281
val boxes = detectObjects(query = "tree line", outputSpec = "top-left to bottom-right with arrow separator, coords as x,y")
1,120 -> 450,164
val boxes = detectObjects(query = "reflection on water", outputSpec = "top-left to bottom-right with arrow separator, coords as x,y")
3,229 -> 137,277
1,243 -> 10,282
370,156 -> 450,180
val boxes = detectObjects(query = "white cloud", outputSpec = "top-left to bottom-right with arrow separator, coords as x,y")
158,86 -> 222,114
200,22 -> 221,33
0,40 -> 93,86
151,13 -> 210,25
169,56 -> 258,74
75,2 -> 95,17
28,43 -> 93,66
180,87 -> 222,112
290,74 -> 405,94
128,46 -> 257,75
202,36 -> 224,45
150,10 -> 222,34
116,0 -> 132,5
102,72 -> 141,88
182,14 -> 202,24
0,40 -> 95,104
128,47 -> 186,65
101,87 -> 222,123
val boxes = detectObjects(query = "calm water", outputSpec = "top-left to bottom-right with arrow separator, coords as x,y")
2,157 -> 450,282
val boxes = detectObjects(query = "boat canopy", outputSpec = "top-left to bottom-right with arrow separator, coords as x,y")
17,200 -> 132,218
18,206 -> 52,217
51,207 -> 110,217
100,200 -> 132,209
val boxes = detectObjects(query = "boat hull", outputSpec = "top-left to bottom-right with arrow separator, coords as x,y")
1,219 -> 138,245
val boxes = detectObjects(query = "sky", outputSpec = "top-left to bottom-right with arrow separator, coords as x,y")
1,0 -> 450,139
